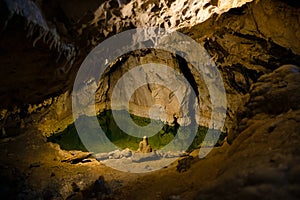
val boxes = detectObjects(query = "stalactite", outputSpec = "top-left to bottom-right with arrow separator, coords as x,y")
2,0 -> 77,74
32,28 -> 44,47
25,22 -> 35,38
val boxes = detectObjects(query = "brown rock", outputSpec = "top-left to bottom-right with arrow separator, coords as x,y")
137,136 -> 152,153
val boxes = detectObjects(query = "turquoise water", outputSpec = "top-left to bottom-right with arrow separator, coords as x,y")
47,110 -> 226,152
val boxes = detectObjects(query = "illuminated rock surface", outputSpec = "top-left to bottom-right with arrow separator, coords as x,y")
0,0 -> 300,199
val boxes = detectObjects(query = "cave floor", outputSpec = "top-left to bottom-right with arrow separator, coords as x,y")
1,110 -> 300,199
0,126 -> 226,199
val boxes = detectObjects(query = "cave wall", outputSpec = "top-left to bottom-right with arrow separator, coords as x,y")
0,0 -> 300,199
182,0 -> 300,139
0,0 -> 299,140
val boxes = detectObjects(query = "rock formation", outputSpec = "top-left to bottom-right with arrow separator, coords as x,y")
137,136 -> 152,153
0,0 -> 299,199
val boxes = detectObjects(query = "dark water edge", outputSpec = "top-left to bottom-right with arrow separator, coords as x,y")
47,110 -> 226,153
